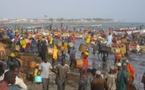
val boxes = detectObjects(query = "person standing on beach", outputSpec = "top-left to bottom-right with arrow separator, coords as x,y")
54,60 -> 70,90
82,51 -> 89,72
39,59 -> 52,90
38,38 -> 43,59
52,44 -> 59,67
20,37 -> 27,52
106,66 -> 117,90
41,37 -> 48,60
117,63 -> 128,90
7,53 -> 21,71
0,71 -> 17,90
9,66 -> 27,90
106,32 -> 113,47
142,72 -> 145,90
78,69 -> 88,90
30,37 -> 38,54
69,46 -> 76,68
0,61 -> 5,81
91,70 -> 107,90
37,37 -> 48,61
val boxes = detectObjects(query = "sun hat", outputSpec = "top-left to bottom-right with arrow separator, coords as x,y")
117,62 -> 121,67
96,70 -> 101,75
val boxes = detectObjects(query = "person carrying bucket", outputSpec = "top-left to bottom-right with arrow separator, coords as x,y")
39,59 -> 52,90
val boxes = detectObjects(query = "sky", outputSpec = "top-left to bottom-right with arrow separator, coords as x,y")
0,0 -> 145,22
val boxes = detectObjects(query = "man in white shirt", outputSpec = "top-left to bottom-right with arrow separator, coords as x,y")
107,33 -> 113,47
9,76 -> 27,90
0,61 -> 27,90
15,76 -> 27,90
136,44 -> 141,54
39,59 -> 52,90
6,67 -> 27,90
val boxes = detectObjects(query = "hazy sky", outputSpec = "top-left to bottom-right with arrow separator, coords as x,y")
0,0 -> 145,22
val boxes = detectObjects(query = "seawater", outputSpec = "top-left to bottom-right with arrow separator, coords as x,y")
2,22 -> 145,30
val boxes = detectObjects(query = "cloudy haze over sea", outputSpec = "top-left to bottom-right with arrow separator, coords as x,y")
0,0 -> 145,22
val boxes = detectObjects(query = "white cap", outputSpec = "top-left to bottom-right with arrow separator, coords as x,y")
98,36 -> 102,39
96,70 -> 101,75
126,60 -> 129,63
117,63 -> 121,67
122,63 -> 127,66
91,42 -> 95,45
69,42 -> 74,47
11,38 -> 15,42
32,35 -> 35,38
20,37 -> 23,39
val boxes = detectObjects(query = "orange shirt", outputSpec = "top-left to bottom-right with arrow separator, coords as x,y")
127,63 -> 135,78
83,58 -> 89,69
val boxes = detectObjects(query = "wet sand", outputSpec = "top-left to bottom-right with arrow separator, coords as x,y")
27,72 -> 79,90
27,53 -> 145,90
27,39 -> 145,90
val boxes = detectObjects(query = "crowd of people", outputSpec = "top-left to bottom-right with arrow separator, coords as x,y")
0,27 -> 145,90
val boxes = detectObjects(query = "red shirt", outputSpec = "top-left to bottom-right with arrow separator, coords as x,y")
127,63 -> 135,77
83,58 -> 89,69
0,81 -> 9,90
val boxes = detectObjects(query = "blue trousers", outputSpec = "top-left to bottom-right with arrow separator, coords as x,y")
42,78 -> 49,90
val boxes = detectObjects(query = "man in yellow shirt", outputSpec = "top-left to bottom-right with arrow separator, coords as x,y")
20,37 -> 26,52
85,34 -> 91,44
52,45 -> 58,67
